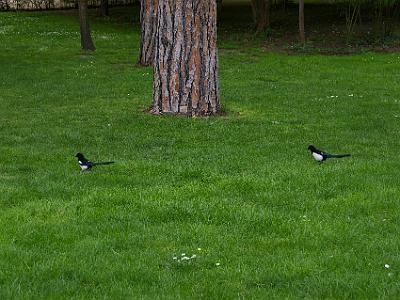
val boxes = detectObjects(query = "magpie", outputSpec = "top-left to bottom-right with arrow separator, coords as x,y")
308,145 -> 351,162
75,153 -> 114,171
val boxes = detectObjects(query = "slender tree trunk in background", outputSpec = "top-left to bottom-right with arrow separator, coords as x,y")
78,0 -> 96,51
299,0 -> 305,43
251,0 -> 270,33
100,0 -> 109,16
138,0 -> 158,66
152,0 -> 220,116
345,3 -> 360,36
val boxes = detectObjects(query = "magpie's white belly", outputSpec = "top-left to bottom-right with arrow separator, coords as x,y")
80,164 -> 89,170
312,152 -> 324,161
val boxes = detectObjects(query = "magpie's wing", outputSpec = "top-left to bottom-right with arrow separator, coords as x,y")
320,151 -> 330,158
313,148 -> 325,156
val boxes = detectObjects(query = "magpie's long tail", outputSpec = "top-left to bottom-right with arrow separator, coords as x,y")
92,161 -> 115,166
327,154 -> 351,159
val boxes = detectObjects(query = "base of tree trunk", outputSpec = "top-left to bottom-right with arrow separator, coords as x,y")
152,0 -> 220,116
145,105 -> 227,117
78,0 -> 96,51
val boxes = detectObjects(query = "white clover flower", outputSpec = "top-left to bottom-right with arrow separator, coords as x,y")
197,248 -> 202,251
191,254 -> 197,259
181,253 -> 186,256
215,262 -> 221,266
385,264 -> 390,269
181,256 -> 190,261
173,256 -> 178,260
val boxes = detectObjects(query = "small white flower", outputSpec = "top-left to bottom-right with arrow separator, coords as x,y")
191,254 -> 197,259
197,248 -> 202,251
348,94 -> 354,97
181,253 -> 186,256
107,124 -> 111,126
173,256 -> 178,260
215,262 -> 221,266
181,256 -> 190,261
385,264 -> 390,269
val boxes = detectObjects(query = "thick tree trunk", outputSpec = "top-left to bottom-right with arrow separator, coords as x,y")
251,0 -> 270,33
152,0 -> 220,116
138,0 -> 158,66
78,0 -> 96,51
299,0 -> 305,43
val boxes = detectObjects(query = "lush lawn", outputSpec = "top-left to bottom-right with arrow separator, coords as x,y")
1,6 -> 400,299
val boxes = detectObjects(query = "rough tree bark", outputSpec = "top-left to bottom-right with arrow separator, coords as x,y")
251,0 -> 270,33
138,0 -> 158,66
78,0 -> 96,51
152,0 -> 220,116
299,0 -> 305,43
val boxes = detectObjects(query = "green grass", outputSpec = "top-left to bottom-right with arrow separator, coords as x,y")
1,7 -> 400,299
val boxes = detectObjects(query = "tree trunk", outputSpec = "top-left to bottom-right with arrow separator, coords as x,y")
299,0 -> 305,43
78,0 -> 96,51
251,0 -> 270,33
152,0 -> 220,116
100,0 -> 109,16
138,0 -> 158,66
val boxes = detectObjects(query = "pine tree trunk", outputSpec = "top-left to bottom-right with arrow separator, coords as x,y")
78,0 -> 96,51
152,0 -> 220,116
138,0 -> 158,66
299,0 -> 305,43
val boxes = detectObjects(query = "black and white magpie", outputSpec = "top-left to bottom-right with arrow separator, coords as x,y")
75,153 -> 114,171
308,145 -> 351,162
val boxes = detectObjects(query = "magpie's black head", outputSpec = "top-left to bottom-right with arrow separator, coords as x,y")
75,153 -> 85,159
308,145 -> 317,152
